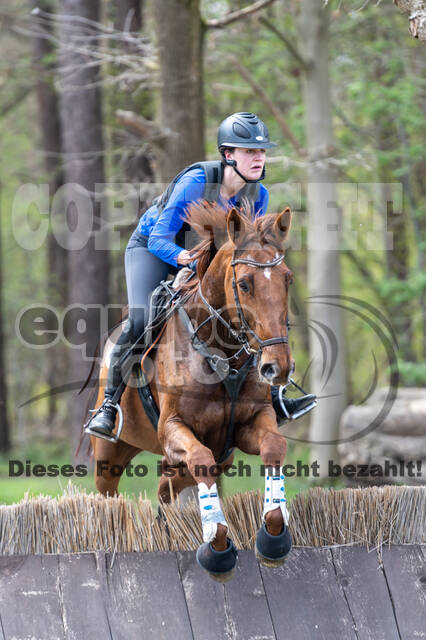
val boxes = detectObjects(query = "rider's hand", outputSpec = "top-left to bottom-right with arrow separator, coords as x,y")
177,250 -> 193,266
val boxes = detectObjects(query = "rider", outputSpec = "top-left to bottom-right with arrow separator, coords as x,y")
87,112 -> 317,440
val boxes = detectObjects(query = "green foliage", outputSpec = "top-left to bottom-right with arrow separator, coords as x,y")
379,273 -> 426,306
397,362 -> 426,386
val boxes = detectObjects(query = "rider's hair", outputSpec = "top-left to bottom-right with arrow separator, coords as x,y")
219,146 -> 235,156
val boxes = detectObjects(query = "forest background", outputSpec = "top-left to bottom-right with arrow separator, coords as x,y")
0,0 -> 424,504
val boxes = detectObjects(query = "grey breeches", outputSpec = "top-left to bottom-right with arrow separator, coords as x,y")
124,232 -> 171,340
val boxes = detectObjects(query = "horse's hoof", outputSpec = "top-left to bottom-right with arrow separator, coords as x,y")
208,567 -> 236,583
255,521 -> 292,568
196,537 -> 238,582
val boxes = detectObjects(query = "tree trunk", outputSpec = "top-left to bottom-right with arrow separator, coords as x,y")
31,0 -> 68,427
113,0 -> 154,189
58,0 -> 109,462
152,0 -> 205,181
152,0 -> 204,506
0,201 -> 10,453
394,0 -> 426,41
297,1 -> 347,476
111,0 -> 154,309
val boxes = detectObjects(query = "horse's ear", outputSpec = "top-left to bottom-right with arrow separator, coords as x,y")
273,207 -> 292,244
227,207 -> 247,246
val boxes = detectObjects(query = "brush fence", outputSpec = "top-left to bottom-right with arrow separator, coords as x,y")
0,485 -> 424,555
0,486 -> 424,639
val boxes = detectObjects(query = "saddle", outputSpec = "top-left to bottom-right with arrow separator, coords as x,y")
142,268 -> 194,348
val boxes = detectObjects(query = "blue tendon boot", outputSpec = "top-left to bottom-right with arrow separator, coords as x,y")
255,467 -> 292,567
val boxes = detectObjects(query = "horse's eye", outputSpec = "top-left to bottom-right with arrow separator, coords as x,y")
238,279 -> 250,293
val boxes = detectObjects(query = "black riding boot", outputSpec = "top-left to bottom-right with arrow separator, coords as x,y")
86,320 -> 136,441
271,385 -> 317,422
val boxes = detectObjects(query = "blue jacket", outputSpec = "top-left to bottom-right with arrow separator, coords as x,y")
136,168 -> 269,267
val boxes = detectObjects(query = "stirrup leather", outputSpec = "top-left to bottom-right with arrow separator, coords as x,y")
84,400 -> 124,443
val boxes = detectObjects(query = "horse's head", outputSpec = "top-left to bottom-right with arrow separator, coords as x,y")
184,201 -> 295,386
223,207 -> 295,386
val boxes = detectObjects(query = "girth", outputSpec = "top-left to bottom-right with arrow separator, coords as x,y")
178,306 -> 256,464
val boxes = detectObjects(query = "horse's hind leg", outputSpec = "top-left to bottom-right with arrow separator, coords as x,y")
92,436 -> 142,496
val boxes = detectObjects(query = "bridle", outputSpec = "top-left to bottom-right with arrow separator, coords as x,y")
196,250 -> 290,359
231,252 -> 290,351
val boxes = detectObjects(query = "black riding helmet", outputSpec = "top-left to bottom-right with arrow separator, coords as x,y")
218,112 -> 277,150
217,112 -> 277,183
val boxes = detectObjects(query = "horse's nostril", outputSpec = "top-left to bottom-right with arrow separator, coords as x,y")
260,363 -> 279,381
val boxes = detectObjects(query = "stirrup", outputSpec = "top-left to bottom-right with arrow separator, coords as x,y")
84,400 -> 124,443
279,378 -> 317,421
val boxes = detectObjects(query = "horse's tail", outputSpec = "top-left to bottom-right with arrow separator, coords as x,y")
75,306 -> 129,457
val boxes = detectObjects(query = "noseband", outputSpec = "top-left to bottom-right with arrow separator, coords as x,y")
197,251 -> 290,357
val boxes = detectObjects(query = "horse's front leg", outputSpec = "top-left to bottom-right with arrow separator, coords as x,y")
160,417 -> 228,548
235,406 -> 292,566
159,416 -> 238,581
157,452 -> 234,505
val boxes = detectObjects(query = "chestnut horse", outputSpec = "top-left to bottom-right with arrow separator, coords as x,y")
89,203 -> 294,578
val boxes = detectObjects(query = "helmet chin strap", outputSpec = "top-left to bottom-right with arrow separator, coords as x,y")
222,155 -> 266,184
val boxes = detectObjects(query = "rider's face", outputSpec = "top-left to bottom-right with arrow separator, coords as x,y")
227,147 -> 266,181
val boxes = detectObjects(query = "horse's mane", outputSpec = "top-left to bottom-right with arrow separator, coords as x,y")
177,199 -> 284,294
